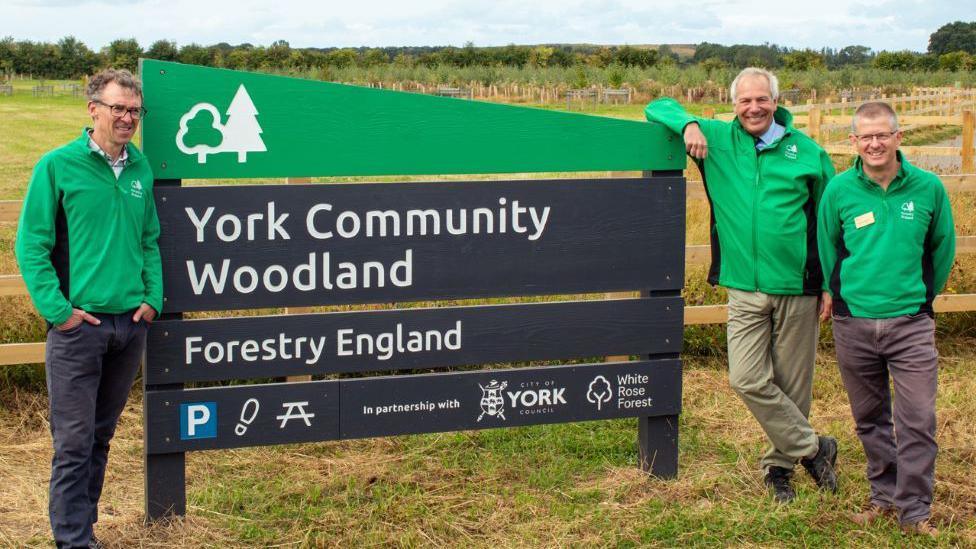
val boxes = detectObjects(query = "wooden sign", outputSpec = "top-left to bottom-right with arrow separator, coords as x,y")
138,60 -> 687,522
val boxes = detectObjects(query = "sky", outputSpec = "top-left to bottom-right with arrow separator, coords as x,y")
2,0 -> 970,52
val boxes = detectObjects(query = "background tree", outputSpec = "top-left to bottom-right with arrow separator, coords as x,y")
836,45 -> 872,66
14,40 -> 59,78
928,21 -> 976,55
783,49 -> 825,70
657,44 -> 679,66
178,43 -> 214,67
361,48 -> 388,67
265,40 -> 291,68
0,36 -> 15,75
146,40 -> 179,62
873,50 -> 918,71
104,38 -> 142,72
528,46 -> 554,68
615,45 -> 658,68
326,48 -> 357,69
56,37 -> 96,78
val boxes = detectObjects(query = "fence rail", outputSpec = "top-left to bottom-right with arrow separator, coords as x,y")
786,89 -> 976,114
707,102 -> 975,170
5,292 -> 975,366
3,234 -> 973,366
3,87 -> 975,375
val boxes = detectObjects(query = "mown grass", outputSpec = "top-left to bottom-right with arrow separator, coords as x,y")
1,88 -> 975,547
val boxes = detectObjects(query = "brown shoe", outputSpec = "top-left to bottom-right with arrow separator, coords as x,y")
901,519 -> 939,538
850,504 -> 894,526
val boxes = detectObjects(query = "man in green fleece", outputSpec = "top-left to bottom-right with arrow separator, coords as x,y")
819,102 -> 954,538
646,68 -> 837,503
15,69 -> 162,548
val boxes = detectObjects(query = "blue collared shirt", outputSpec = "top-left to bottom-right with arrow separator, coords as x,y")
755,121 -> 785,151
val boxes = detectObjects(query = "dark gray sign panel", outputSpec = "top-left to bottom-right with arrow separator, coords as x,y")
340,360 -> 681,439
155,177 -> 685,312
145,297 -> 683,384
144,360 -> 680,454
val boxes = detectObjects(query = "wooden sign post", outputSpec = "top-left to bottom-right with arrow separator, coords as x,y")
139,59 -> 687,521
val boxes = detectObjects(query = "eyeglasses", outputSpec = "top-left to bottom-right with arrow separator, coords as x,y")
854,132 -> 896,144
93,100 -> 147,120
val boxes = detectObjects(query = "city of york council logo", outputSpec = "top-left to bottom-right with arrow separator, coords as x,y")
784,144 -> 798,160
478,380 -> 508,422
129,179 -> 143,198
901,200 -> 915,220
477,379 -> 568,421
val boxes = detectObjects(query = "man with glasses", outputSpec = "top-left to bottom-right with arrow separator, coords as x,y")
15,68 -> 161,548
645,67 -> 837,503
818,102 -> 955,538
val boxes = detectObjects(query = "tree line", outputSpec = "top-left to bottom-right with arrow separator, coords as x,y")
2,21 -> 974,81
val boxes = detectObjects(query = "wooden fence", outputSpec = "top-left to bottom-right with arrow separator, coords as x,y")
3,89 -> 975,366
3,171 -> 975,366
710,97 -> 976,173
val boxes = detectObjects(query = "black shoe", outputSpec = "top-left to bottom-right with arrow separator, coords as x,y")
763,466 -> 796,503
801,435 -> 838,492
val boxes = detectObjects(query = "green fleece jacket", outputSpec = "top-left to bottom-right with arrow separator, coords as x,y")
818,153 -> 955,318
645,98 -> 835,295
15,130 -> 163,325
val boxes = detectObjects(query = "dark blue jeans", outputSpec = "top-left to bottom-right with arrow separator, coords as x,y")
45,312 -> 147,548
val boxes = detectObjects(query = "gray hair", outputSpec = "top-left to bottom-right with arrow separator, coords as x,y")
86,68 -> 143,102
851,101 -> 899,132
730,67 -> 779,103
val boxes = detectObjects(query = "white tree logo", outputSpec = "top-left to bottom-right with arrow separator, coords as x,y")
175,84 -> 267,164
587,375 -> 613,411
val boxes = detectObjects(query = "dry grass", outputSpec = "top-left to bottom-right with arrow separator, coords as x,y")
2,346 -> 976,546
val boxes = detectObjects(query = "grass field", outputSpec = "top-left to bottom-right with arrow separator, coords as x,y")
1,89 -> 976,547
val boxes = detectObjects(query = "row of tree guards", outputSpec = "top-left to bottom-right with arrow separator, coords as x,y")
6,72 -> 974,109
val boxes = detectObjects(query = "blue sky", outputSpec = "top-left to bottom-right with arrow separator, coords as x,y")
2,0 -> 969,52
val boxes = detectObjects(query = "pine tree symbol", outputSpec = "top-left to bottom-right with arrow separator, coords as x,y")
219,84 -> 266,162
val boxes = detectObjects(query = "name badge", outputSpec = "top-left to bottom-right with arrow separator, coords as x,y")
854,211 -> 875,229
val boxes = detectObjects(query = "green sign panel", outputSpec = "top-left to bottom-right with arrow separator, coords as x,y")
139,59 -> 684,179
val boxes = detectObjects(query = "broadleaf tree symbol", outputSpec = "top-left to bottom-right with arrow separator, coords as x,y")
175,103 -> 223,163
175,84 -> 266,164
587,375 -> 613,411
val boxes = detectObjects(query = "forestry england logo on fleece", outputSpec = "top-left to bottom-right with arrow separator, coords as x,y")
176,84 -> 267,164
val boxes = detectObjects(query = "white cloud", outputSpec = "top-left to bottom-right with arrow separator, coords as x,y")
0,0 -> 969,51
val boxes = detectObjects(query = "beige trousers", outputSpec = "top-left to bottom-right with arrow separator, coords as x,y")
726,288 -> 820,471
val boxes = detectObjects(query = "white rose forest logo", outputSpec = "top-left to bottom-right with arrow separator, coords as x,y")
587,375 -> 613,411
176,84 -> 267,164
478,380 -> 508,422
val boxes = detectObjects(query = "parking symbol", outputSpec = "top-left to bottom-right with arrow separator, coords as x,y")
180,402 -> 217,440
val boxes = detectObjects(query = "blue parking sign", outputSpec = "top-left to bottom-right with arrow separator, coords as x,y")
180,402 -> 217,440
